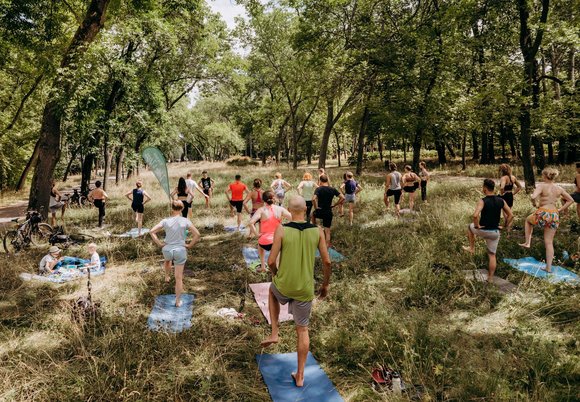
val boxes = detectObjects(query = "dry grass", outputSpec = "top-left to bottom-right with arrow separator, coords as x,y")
0,161 -> 579,401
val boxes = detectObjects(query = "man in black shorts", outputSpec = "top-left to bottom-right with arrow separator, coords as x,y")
312,174 -> 344,247
226,175 -> 249,230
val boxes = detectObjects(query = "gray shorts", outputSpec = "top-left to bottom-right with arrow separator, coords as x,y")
469,223 -> 500,254
50,202 -> 64,213
345,194 -> 356,203
162,245 -> 187,265
270,283 -> 312,327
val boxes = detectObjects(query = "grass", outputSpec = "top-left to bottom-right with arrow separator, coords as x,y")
0,160 -> 579,401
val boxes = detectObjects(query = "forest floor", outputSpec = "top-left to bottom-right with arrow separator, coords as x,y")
0,161 -> 579,401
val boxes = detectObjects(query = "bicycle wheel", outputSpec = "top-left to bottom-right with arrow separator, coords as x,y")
80,196 -> 90,208
3,230 -> 22,254
31,223 -> 54,245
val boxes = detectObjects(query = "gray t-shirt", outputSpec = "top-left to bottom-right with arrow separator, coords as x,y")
161,216 -> 192,247
39,254 -> 56,274
389,171 -> 402,190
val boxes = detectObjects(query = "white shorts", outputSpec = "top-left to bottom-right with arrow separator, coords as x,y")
162,245 -> 187,265
469,223 -> 500,254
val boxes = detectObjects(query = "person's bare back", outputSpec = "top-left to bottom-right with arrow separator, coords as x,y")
532,182 -> 563,209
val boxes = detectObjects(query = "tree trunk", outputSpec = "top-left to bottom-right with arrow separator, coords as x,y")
28,0 -> 112,216
435,139 -> 446,165
378,135 -> 384,161
355,103 -> 371,175
461,132 -> 467,170
334,129 -> 341,168
480,130 -> 489,164
532,137 -> 545,172
62,146 -> 80,182
81,154 -> 95,193
488,130 -> 495,162
547,141 -> 554,164
103,133 -> 113,190
445,142 -> 456,158
115,147 -> 125,185
16,139 -> 40,191
275,116 -> 289,164
318,99 -> 334,169
306,130 -> 313,165
472,131 -> 480,160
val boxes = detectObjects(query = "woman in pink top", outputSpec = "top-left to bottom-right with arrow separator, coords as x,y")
248,191 -> 292,272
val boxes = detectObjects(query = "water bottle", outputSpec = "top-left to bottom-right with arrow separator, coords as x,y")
391,372 -> 402,395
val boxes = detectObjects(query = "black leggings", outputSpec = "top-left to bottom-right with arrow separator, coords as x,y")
420,180 -> 427,201
94,199 -> 106,227
181,200 -> 190,218
306,200 -> 313,218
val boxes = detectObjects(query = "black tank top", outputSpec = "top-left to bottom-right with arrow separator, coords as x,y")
479,195 -> 504,230
132,188 -> 144,205
201,177 -> 211,190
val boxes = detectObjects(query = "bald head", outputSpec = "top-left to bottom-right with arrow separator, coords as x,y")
288,195 -> 307,213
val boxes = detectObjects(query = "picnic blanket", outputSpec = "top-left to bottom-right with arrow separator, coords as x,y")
316,248 -> 346,262
147,294 -> 195,333
116,228 -> 150,238
503,257 -> 579,283
242,247 -> 270,270
19,256 -> 107,284
256,352 -> 343,402
249,282 -> 292,324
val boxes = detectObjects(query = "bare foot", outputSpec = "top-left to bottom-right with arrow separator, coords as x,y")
518,243 -> 531,248
175,299 -> 182,308
260,336 -> 279,347
462,245 -> 474,254
291,372 -> 304,387
540,267 -> 552,273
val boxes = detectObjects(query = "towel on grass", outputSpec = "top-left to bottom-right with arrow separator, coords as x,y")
116,228 -> 150,238
249,282 -> 292,324
20,256 -> 107,284
256,352 -> 343,402
503,257 -> 579,283
147,294 -> 195,333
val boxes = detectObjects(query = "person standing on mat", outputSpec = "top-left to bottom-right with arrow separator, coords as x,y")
572,162 -> 580,221
88,181 -> 109,228
171,178 -> 196,219
498,164 -> 522,227
384,162 -> 402,217
339,172 -> 363,226
312,174 -> 344,248
463,179 -> 513,282
271,172 -> 292,206
199,170 -> 215,209
248,191 -> 292,272
418,161 -> 430,203
297,172 -> 318,222
519,168 -> 574,273
260,196 -> 331,388
185,172 -> 207,218
226,174 -> 249,231
125,180 -> 151,236
150,200 -> 200,307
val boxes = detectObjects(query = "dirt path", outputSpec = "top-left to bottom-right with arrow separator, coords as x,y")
0,200 -> 28,230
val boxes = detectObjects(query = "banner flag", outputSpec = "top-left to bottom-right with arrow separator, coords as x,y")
142,147 -> 171,200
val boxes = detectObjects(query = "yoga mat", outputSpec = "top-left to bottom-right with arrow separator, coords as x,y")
147,294 -> 195,333
225,224 -> 246,233
249,282 -> 292,324
116,228 -> 150,238
315,248 -> 346,262
503,257 -> 579,284
256,352 -> 343,402
463,269 -> 517,294
243,247 -> 270,268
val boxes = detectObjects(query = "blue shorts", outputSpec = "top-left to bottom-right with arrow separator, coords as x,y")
162,245 -> 187,265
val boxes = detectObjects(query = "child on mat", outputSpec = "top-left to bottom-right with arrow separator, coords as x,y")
39,246 -> 63,275
85,243 -> 101,270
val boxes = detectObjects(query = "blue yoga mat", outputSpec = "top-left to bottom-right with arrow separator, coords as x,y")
256,352 -> 343,402
225,224 -> 246,232
503,257 -> 579,283
117,228 -> 150,238
242,247 -> 270,267
316,248 -> 346,262
147,294 -> 195,333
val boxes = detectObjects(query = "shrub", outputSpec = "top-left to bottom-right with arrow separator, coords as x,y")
225,156 -> 259,167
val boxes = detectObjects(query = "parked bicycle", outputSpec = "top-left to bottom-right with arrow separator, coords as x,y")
3,210 -> 54,254
64,188 -> 91,208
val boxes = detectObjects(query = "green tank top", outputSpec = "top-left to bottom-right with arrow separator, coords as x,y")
272,222 -> 320,302
301,181 -> 315,201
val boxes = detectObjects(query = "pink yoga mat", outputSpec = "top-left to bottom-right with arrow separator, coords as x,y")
249,282 -> 293,324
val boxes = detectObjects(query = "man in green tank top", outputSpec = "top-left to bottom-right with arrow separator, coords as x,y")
260,196 -> 332,387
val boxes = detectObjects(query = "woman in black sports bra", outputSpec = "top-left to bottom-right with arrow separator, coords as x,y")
499,164 -> 522,228
171,177 -> 195,218
402,165 -> 420,210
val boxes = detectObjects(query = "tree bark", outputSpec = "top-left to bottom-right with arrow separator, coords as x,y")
62,146 -> 80,182
480,130 -> 489,164
355,103 -> 371,175
435,139 -> 446,165
16,139 -> 41,191
28,0 -> 112,216
472,131 -> 480,160
488,130 -> 495,163
334,129 -> 341,167
461,132 -> 467,170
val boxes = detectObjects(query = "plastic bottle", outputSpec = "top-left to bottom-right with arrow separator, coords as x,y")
391,372 -> 402,395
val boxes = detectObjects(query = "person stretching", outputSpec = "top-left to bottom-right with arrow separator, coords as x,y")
185,172 -> 207,218
519,168 -> 574,272
340,171 -> 363,226
271,172 -> 292,206
297,172 -> 318,221
150,200 -> 201,307
463,179 -> 513,282
226,175 -> 249,230
313,174 -> 344,247
199,171 -> 215,208
402,165 -> 420,210
384,162 -> 402,217
260,196 -> 331,388
498,164 -> 522,226
418,161 -> 430,203
248,191 -> 292,272
88,181 -> 108,228
125,180 -> 151,236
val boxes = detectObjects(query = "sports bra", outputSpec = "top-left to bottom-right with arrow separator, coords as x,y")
255,189 -> 263,203
177,189 -> 188,198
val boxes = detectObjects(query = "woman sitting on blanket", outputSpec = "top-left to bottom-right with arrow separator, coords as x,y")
248,191 -> 292,272
39,246 -> 63,275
